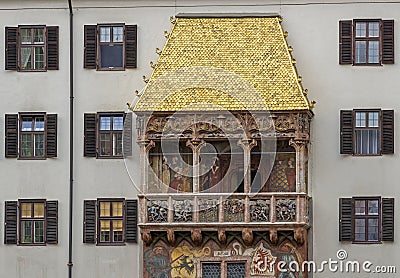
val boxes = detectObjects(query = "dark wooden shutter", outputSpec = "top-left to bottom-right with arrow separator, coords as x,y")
339,20 -> 353,65
125,25 -> 137,68
47,26 -> 59,70
83,200 -> 96,243
125,200 -> 138,243
46,200 -> 58,244
382,20 -> 394,64
4,201 -> 18,244
339,198 -> 353,241
340,110 -> 354,154
123,113 -> 133,157
46,114 -> 58,158
5,114 -> 18,158
84,25 -> 97,69
382,198 -> 394,241
84,113 -> 97,157
5,27 -> 18,70
381,110 -> 394,154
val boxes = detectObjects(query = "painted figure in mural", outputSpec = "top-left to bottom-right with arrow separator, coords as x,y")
144,246 -> 170,278
209,157 -> 220,191
161,157 -> 170,189
277,254 -> 303,278
250,242 -> 277,276
285,158 -> 296,192
269,160 -> 289,192
169,169 -> 184,191
200,165 -> 211,192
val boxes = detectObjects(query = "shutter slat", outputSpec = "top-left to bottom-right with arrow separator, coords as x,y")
125,200 -> 138,243
84,113 -> 97,157
47,26 -> 59,70
340,110 -> 354,154
5,114 -> 18,158
382,20 -> 394,64
125,25 -> 137,68
123,113 -> 133,157
83,200 -> 96,243
5,27 -> 18,70
339,20 -> 353,65
46,114 -> 58,158
46,200 -> 58,244
339,198 -> 353,241
381,110 -> 394,154
382,198 -> 394,241
4,201 -> 18,244
84,25 -> 97,69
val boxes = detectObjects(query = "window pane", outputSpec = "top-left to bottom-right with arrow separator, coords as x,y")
355,129 -> 379,155
355,41 -> 367,63
113,116 -> 124,130
355,112 -> 366,127
113,27 -> 124,42
369,22 -> 379,37
21,28 -> 32,44
100,116 -> 111,130
113,220 -> 123,242
22,118 -> 33,131
112,202 -> 123,217
21,221 -> 32,243
35,134 -> 45,157
368,112 -> 379,127
368,200 -> 379,215
100,220 -> 111,242
100,27 -> 111,42
368,41 -> 379,64
202,263 -> 221,278
100,202 -> 111,217
113,133 -> 123,156
34,117 -> 45,131
368,218 -> 379,241
227,263 -> 246,278
355,200 -> 366,215
21,134 -> 33,157
100,133 -> 112,156
34,203 -> 45,218
100,45 -> 123,68
355,219 -> 366,241
355,22 -> 367,37
21,47 -> 32,70
21,203 -> 32,218
34,221 -> 44,243
33,28 -> 45,43
34,46 -> 45,69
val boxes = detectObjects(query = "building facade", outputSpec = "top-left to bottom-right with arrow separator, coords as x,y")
0,0 -> 398,278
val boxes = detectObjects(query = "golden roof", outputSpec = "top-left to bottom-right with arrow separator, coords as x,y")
134,14 -> 311,112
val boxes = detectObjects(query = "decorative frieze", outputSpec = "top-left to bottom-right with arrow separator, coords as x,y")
276,198 -> 296,222
250,199 -> 270,222
173,199 -> 193,222
147,200 -> 168,223
224,198 -> 245,222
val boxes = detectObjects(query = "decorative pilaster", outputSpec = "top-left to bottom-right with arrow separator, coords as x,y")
138,140 -> 155,194
186,139 -> 206,193
238,139 -> 257,194
289,139 -> 308,193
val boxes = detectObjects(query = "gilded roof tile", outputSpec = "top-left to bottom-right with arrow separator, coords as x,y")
134,15 -> 310,112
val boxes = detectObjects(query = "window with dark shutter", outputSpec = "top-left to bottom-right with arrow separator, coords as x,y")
381,110 -> 394,154
84,25 -> 97,69
382,198 -> 394,241
125,25 -> 137,68
84,113 -> 97,157
339,20 -> 353,65
47,26 -> 59,70
46,114 -> 58,157
5,114 -> 18,158
46,200 -> 58,244
4,201 -> 18,244
340,110 -> 353,154
83,200 -> 97,243
339,198 -> 353,241
125,200 -> 138,243
123,113 -> 133,157
382,20 -> 394,64
5,27 -> 18,70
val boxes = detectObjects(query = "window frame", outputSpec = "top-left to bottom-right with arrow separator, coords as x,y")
18,112 -> 47,160
97,112 -> 125,159
97,198 -> 126,245
18,25 -> 47,72
353,109 -> 382,156
199,260 -> 248,278
352,197 -> 381,244
97,23 -> 125,71
18,199 -> 47,246
353,19 -> 382,66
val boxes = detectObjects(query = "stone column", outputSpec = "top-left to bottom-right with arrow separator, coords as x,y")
138,140 -> 155,194
289,139 -> 308,193
238,139 -> 257,194
186,139 -> 206,193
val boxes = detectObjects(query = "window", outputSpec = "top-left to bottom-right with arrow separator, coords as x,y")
83,199 -> 138,245
5,25 -> 59,71
4,199 -> 58,245
84,24 -> 137,70
340,109 -> 394,155
339,197 -> 394,243
83,112 -> 132,158
339,19 -> 394,65
201,262 -> 247,278
5,113 -> 58,159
